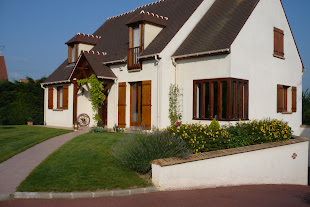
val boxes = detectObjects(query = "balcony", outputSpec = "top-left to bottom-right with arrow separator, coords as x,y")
127,46 -> 142,70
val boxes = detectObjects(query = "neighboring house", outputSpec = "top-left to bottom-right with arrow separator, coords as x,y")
42,0 -> 304,134
0,52 -> 8,81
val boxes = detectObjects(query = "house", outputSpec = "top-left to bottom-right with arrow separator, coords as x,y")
42,0 -> 304,134
0,52 -> 8,81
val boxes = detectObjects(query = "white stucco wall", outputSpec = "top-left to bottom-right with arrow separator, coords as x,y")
230,0 -> 303,135
77,84 -> 97,127
176,54 -> 231,125
44,84 -> 74,128
144,24 -> 163,49
78,43 -> 94,56
300,126 -> 310,166
152,141 -> 308,191
108,60 -> 158,129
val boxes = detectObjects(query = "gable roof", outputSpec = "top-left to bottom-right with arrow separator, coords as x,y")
92,0 -> 204,62
0,56 -> 8,81
66,33 -> 101,45
173,0 -> 260,58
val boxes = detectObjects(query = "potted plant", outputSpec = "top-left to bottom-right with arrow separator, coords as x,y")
27,117 -> 33,126
74,122 -> 80,131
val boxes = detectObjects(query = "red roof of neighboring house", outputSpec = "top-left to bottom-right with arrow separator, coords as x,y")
0,56 -> 8,81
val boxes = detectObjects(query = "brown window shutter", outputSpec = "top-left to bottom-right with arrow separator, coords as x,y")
118,82 -> 127,128
129,27 -> 133,48
63,85 -> 69,109
277,85 -> 284,113
142,80 -> 152,130
48,87 -> 53,109
292,86 -> 297,112
74,44 -> 78,62
274,27 -> 284,57
68,46 -> 72,63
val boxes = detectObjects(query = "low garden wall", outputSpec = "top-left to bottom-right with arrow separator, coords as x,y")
152,137 -> 308,191
300,126 -> 310,166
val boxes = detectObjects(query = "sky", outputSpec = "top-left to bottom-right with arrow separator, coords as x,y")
0,0 -> 309,90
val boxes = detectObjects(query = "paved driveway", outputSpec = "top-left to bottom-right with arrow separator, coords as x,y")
1,185 -> 310,207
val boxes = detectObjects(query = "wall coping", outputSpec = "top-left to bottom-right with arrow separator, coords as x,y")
300,125 -> 310,128
152,136 -> 308,167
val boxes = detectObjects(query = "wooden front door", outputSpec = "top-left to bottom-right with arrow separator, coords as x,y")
130,80 -> 151,130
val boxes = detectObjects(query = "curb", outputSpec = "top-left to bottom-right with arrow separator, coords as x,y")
0,187 -> 158,200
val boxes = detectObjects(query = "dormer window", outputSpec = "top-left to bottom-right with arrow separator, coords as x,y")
68,44 -> 78,63
128,25 -> 143,70
133,26 -> 141,48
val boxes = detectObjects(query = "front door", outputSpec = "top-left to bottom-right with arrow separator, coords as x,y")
130,82 -> 142,127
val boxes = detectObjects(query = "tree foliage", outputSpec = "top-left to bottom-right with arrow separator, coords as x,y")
77,75 -> 105,126
303,89 -> 310,125
0,77 -> 46,125
168,84 -> 182,126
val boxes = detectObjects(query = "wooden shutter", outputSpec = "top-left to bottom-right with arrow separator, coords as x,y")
277,85 -> 284,113
68,46 -> 72,63
63,85 -> 69,109
118,82 -> 127,128
74,44 -> 78,62
274,27 -> 284,57
129,27 -> 133,48
142,80 -> 152,130
48,87 -> 53,109
292,86 -> 297,112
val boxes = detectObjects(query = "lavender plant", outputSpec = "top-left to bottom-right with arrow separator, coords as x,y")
112,130 -> 191,174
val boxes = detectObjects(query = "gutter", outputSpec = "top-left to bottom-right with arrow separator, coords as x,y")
97,76 -> 118,80
41,80 -> 71,87
172,48 -> 230,60
103,59 -> 126,65
138,53 -> 160,60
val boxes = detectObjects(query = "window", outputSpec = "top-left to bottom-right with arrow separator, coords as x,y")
193,78 -> 249,121
277,85 -> 297,113
68,44 -> 78,63
274,27 -> 284,58
128,25 -> 143,70
57,87 -> 63,108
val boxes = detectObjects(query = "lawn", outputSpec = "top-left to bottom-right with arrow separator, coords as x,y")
17,132 -> 152,192
0,125 -> 72,163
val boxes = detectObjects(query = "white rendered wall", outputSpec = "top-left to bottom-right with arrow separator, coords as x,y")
230,0 -> 303,135
152,141 -> 309,190
78,43 -> 94,56
45,84 -> 74,128
108,60 -> 158,129
77,84 -> 97,127
144,24 -> 163,49
300,126 -> 310,166
176,54 -> 231,125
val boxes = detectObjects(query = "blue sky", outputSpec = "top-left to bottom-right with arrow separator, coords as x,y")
0,0 -> 309,90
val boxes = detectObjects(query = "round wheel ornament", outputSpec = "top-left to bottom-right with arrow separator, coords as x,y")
77,113 -> 90,126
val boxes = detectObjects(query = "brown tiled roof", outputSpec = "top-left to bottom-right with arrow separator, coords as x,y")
0,56 -> 8,81
66,33 -> 101,45
126,10 -> 168,27
83,52 -> 116,79
45,0 -> 203,84
92,0 -> 204,62
173,0 -> 260,57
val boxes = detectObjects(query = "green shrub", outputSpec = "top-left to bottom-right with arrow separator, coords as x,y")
167,119 -> 292,154
112,130 -> 191,174
303,109 -> 310,125
89,127 -> 106,133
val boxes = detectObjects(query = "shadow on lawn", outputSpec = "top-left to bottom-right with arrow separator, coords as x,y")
0,126 -> 15,129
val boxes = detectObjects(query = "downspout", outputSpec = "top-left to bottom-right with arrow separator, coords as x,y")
155,55 -> 160,129
40,83 -> 47,125
172,57 -> 178,85
114,77 -> 118,129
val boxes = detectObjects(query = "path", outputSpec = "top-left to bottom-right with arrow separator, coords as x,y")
0,127 -> 88,195
1,185 -> 309,207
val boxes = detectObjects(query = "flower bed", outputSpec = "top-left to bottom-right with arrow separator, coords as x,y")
166,119 -> 292,154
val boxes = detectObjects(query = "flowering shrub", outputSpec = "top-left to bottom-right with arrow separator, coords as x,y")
112,130 -> 191,174
166,119 -> 292,154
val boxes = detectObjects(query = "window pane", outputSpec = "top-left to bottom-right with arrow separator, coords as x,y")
71,46 -> 75,62
204,82 -> 209,119
59,87 -> 63,108
222,81 -> 227,119
132,83 -> 139,122
196,83 -> 201,119
133,26 -> 140,47
213,82 -> 218,119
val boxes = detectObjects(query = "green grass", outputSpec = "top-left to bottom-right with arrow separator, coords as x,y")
17,132 -> 152,192
0,125 -> 72,163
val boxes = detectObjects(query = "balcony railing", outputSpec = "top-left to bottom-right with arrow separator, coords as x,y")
127,46 -> 142,70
